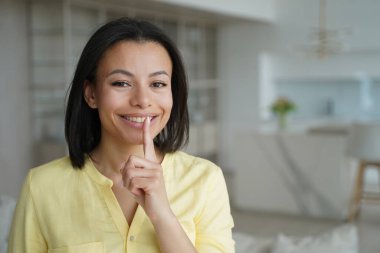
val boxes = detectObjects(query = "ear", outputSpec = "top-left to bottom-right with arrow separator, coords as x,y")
83,80 -> 98,109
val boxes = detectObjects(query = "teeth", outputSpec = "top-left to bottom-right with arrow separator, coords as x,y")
124,116 -> 152,123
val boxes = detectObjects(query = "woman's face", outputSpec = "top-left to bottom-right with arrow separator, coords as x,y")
85,40 -> 173,146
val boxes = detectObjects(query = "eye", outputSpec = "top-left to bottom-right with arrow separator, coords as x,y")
112,81 -> 131,87
151,82 -> 167,88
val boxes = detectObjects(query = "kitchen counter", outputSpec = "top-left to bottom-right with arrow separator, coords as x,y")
232,129 -> 354,219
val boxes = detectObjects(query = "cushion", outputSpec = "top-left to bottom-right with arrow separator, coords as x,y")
0,195 -> 16,253
271,224 -> 358,253
233,231 -> 273,253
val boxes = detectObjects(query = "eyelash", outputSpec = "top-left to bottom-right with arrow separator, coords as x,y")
112,81 -> 131,87
111,81 -> 167,88
151,82 -> 167,88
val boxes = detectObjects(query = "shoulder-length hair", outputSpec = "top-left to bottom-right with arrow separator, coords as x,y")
65,18 -> 189,169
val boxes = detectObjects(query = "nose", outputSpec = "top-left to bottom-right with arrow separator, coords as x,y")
130,85 -> 151,109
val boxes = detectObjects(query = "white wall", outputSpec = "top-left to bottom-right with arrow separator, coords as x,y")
217,21 -> 275,169
0,0 -> 31,198
155,0 -> 276,22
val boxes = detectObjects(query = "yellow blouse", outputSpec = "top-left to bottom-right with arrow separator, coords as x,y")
8,151 -> 235,253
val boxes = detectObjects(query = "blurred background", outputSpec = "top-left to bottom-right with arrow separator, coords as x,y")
1,0 -> 380,252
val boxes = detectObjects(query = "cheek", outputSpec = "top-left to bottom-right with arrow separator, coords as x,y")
95,92 -> 123,123
157,94 -> 173,128
97,89 -> 123,109
163,94 -> 173,115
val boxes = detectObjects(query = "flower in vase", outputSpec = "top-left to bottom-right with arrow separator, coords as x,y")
270,97 -> 296,130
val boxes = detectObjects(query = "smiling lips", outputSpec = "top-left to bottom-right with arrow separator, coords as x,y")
120,115 -> 155,126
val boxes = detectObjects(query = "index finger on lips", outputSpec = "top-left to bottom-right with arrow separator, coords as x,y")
143,116 -> 157,163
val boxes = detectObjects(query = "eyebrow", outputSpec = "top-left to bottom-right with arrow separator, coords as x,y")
149,70 -> 170,77
107,69 -> 169,78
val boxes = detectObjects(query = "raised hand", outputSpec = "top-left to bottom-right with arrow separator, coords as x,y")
121,116 -> 172,222
121,117 -> 198,253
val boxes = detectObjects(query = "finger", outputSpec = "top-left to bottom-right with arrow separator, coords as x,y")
128,178 -> 145,197
124,166 -> 160,180
119,160 -> 145,201
127,155 -> 160,170
143,116 -> 157,162
128,177 -> 149,203
121,157 -> 161,187
120,159 -> 134,187
128,177 -> 159,195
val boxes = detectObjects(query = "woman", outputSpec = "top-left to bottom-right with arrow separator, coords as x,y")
8,18 -> 234,253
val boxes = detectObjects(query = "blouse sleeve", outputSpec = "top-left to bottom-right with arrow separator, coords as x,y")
195,167 -> 235,253
7,171 -> 47,253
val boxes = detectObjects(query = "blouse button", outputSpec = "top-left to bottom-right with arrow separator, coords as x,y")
129,235 -> 135,241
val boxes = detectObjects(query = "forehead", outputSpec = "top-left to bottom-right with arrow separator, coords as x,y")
97,40 -> 172,74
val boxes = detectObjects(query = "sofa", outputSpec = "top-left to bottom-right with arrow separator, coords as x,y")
233,224 -> 358,253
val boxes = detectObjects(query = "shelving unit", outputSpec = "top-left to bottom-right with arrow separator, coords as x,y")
28,0 -> 219,163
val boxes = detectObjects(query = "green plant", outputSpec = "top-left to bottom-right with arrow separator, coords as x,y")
271,97 -> 296,115
270,97 -> 296,130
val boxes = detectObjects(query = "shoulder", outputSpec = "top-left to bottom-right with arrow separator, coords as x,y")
29,157 -> 74,181
26,157 -> 81,194
167,151 -> 222,182
170,151 -> 219,170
